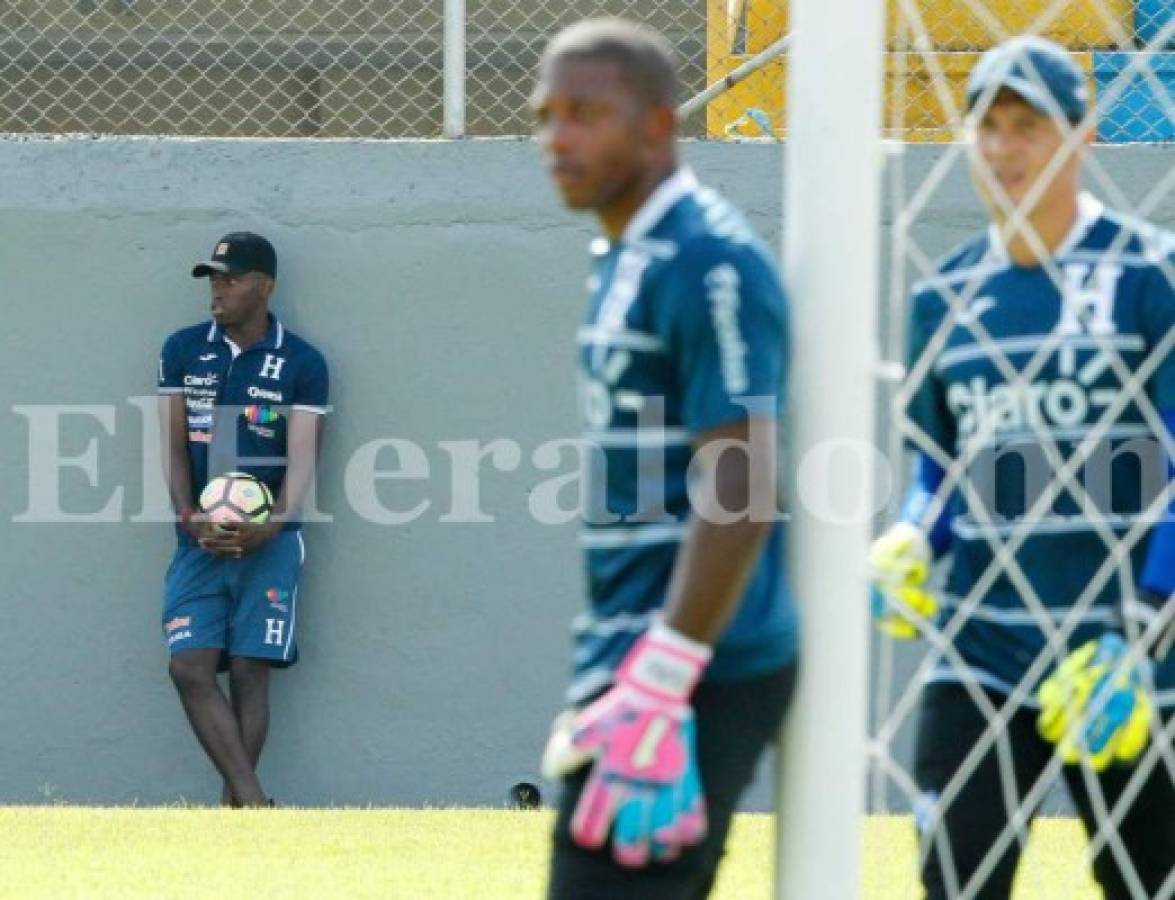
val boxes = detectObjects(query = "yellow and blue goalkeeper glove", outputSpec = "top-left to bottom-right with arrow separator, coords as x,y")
868,522 -> 938,639
1037,633 -> 1153,771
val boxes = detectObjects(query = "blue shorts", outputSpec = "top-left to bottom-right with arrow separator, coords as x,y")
162,529 -> 305,667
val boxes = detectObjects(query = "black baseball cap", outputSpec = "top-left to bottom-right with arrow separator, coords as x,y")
966,36 -> 1089,125
192,232 -> 277,279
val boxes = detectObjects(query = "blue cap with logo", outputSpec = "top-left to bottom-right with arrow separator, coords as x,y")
966,35 -> 1089,124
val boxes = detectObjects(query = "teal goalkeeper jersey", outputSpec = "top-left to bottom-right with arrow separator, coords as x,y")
568,167 -> 798,705
905,194 -> 1175,704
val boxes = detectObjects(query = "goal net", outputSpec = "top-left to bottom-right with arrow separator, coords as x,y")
866,2 -> 1175,899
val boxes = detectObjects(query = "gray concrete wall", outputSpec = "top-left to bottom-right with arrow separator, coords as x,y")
0,137 -> 1171,810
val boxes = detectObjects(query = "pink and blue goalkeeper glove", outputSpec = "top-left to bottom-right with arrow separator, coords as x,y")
541,621 -> 711,867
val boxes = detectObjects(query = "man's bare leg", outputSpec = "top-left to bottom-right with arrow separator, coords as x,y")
168,648 -> 267,807
221,656 -> 272,806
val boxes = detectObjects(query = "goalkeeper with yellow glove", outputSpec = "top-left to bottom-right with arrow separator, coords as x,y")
872,444 -> 1174,900
870,35 -> 1175,900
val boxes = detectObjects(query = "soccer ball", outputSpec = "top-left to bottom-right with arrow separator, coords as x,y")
199,472 -> 274,525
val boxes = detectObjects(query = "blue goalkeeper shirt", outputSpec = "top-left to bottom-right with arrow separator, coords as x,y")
569,167 -> 798,704
904,194 -> 1175,704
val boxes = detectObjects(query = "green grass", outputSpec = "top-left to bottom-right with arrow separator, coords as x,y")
0,808 -> 1101,899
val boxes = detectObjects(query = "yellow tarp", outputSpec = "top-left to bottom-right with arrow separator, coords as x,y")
706,0 -> 1126,139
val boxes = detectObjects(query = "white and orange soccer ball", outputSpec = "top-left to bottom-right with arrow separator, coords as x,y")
199,472 -> 274,525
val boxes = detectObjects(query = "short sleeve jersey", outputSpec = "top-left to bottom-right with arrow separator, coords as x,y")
158,315 -> 329,541
570,168 -> 798,704
904,194 -> 1175,702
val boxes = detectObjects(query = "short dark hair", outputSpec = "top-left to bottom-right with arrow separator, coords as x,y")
540,18 -> 679,108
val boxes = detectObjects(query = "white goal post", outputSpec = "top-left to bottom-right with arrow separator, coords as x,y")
775,0 -> 884,898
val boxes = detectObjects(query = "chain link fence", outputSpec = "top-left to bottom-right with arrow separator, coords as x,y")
464,1 -> 708,136
0,1 -> 1171,140
0,1 -> 443,137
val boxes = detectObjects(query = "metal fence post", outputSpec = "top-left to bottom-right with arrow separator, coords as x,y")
443,0 -> 466,138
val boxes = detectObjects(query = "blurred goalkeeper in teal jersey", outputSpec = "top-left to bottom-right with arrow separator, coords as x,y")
531,18 -> 798,899
870,36 -> 1174,900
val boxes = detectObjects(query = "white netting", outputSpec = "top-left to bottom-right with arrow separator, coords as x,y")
710,0 -> 1175,144
886,0 -> 1175,143
872,2 -> 1175,898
